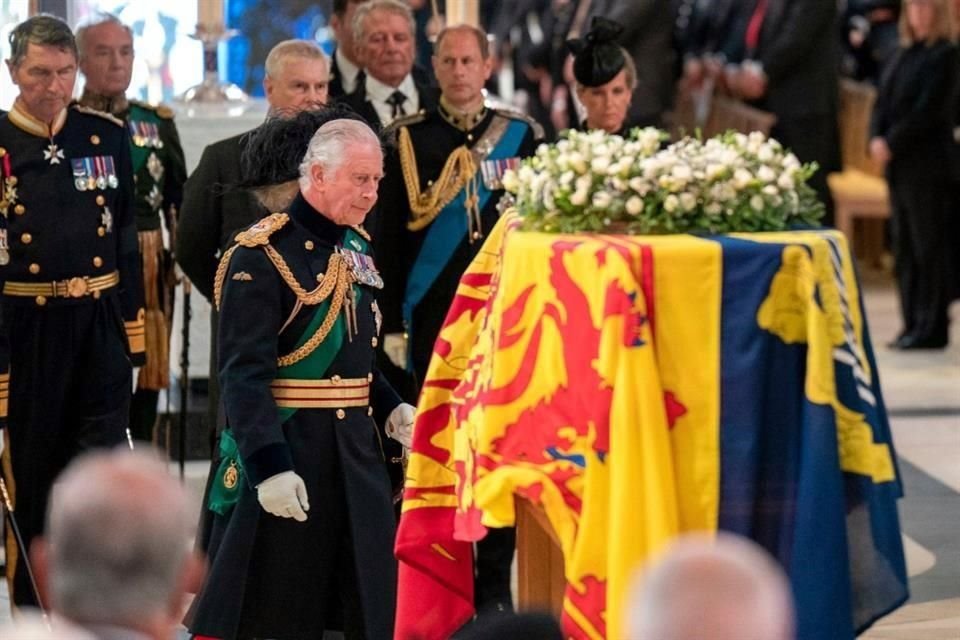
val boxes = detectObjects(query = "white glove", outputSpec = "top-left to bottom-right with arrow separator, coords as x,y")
383,333 -> 408,369
386,403 -> 416,449
131,367 -> 140,394
257,470 -> 310,522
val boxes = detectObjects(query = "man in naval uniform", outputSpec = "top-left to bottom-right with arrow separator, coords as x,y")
0,15 -> 144,610
77,13 -> 187,442
186,112 -> 414,640
374,23 -> 543,615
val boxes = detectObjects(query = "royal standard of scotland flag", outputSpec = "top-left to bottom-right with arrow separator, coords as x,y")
394,215 -> 908,640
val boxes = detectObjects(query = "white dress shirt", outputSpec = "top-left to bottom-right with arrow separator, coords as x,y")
364,73 -> 419,127
334,48 -> 362,95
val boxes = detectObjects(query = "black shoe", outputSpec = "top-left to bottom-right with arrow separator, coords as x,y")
896,334 -> 948,350
887,333 -> 911,349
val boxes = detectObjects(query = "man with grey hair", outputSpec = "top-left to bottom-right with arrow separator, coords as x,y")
338,0 -> 438,129
26,447 -> 203,640
1,14 -> 144,612
187,111 -> 413,640
627,532 -> 795,640
76,12 -> 188,444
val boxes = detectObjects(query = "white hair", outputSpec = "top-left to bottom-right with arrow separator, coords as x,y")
351,0 -> 415,45
298,118 -> 382,189
46,448 -> 192,626
628,533 -> 794,640
74,12 -> 133,60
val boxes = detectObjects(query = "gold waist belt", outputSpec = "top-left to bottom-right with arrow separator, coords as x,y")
3,270 -> 120,299
270,377 -> 370,409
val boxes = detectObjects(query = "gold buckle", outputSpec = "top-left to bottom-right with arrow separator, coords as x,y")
65,276 -> 89,298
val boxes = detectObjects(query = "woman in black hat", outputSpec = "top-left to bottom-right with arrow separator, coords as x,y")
567,17 -> 637,135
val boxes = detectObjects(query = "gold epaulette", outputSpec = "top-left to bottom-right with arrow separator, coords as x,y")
235,212 -> 289,247
213,213 -> 289,309
71,103 -> 124,127
130,99 -> 176,119
383,110 -> 429,143
491,105 -> 544,141
351,225 -> 371,242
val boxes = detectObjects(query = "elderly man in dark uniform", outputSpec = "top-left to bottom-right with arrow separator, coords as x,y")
375,23 -> 543,614
0,15 -> 144,610
76,13 -> 187,442
186,111 -> 413,640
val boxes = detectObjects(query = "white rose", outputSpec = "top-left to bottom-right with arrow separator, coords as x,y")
757,145 -> 774,162
672,164 -> 693,181
757,165 -> 776,183
502,170 -> 520,193
591,156 -> 611,173
626,196 -> 644,215
576,175 -> 593,192
705,202 -> 723,216
592,191 -> 613,209
782,153 -> 801,170
664,194 -> 680,213
762,185 -> 779,196
733,168 -> 754,190
570,189 -> 589,206
706,163 -> 726,182
679,192 -> 697,211
570,153 -> 588,175
777,173 -> 795,190
560,170 -> 575,186
750,195 -> 765,211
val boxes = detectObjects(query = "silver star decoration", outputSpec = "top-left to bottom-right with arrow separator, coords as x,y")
145,185 -> 164,211
146,152 -> 164,182
44,143 -> 65,164
101,206 -> 114,233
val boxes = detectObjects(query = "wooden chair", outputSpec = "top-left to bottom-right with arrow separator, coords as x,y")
702,95 -> 777,137
827,79 -> 890,262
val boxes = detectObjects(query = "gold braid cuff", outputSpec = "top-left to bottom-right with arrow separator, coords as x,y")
399,126 -> 479,232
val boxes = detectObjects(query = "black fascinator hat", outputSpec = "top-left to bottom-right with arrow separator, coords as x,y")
566,16 -> 626,88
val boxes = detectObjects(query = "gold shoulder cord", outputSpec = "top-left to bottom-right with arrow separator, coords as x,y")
214,241 -> 356,367
399,126 -> 479,232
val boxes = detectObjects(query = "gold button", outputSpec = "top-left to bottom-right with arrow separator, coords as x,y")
316,273 -> 324,282
367,407 -> 374,416
304,240 -> 314,250
20,232 -> 32,244
93,256 -> 103,267
371,336 -> 379,347
92,290 -> 101,299
90,134 -> 100,145
28,263 -> 40,274
331,374 -> 342,384
35,295 -> 47,306
336,409 -> 346,419
14,204 -> 25,215
367,373 -> 373,382
96,195 -> 106,206
98,227 -> 106,237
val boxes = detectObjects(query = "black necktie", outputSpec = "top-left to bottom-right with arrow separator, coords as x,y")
387,90 -> 407,119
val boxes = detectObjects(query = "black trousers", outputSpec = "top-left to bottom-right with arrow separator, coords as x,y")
3,294 -> 131,607
771,113 -> 841,227
888,161 -> 952,342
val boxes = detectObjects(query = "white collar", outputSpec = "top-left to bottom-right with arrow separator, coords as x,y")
365,73 -> 416,104
334,48 -> 362,94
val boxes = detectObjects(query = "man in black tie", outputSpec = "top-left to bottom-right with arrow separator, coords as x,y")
328,0 -> 370,99
338,0 -> 438,130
